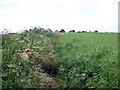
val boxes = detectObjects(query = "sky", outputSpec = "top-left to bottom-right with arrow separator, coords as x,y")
0,0 -> 119,32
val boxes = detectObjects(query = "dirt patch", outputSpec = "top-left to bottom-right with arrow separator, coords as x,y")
29,50 -> 59,88
39,73 -> 58,88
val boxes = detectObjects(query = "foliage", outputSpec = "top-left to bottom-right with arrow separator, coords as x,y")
2,28 -> 57,88
94,30 -> 98,32
59,29 -> 65,33
1,29 -> 118,89
53,32 -> 118,88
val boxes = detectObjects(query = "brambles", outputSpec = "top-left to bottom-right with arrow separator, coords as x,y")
2,28 -> 59,88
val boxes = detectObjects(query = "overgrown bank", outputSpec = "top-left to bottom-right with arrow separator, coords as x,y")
2,28 -> 60,88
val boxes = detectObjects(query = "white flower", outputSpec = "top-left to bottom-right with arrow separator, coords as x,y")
21,79 -> 23,82
82,73 -> 85,76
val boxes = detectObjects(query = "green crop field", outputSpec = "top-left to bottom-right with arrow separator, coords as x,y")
1,28 -> 119,89
54,32 -> 118,88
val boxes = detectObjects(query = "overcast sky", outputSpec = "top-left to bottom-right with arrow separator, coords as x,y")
0,0 -> 119,32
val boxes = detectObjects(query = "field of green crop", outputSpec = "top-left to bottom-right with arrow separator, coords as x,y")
1,28 -> 118,89
54,32 -> 118,88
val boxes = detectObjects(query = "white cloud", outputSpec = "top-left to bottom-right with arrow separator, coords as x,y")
0,0 -> 119,32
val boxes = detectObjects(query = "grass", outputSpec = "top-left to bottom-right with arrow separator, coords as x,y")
1,29 -> 118,88
53,32 -> 118,88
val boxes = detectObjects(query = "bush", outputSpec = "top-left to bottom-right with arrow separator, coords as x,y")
2,28 -> 58,88
69,30 -> 75,32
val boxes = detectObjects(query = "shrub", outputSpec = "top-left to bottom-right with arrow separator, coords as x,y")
2,28 -> 58,88
69,30 -> 75,32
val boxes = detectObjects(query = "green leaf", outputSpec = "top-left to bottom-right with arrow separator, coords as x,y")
7,64 -> 15,68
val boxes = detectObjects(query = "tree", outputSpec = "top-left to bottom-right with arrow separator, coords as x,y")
69,30 -> 75,32
94,30 -> 98,32
55,30 -> 59,32
47,28 -> 53,32
59,29 -> 65,33
82,31 -> 87,33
